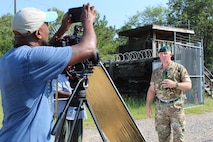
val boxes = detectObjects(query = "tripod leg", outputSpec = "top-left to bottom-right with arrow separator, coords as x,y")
85,100 -> 108,142
53,112 -> 67,142
67,99 -> 84,142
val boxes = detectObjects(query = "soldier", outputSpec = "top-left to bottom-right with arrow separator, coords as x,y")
146,46 -> 192,142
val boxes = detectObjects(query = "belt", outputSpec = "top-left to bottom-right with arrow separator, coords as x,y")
156,97 -> 180,104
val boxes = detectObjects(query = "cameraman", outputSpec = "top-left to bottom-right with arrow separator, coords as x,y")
0,3 -> 96,142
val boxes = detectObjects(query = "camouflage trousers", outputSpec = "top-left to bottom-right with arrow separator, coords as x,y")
154,100 -> 185,142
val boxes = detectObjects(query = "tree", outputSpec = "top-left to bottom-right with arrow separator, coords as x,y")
94,14 -> 119,59
0,14 -> 14,57
123,5 -> 169,29
167,0 -> 190,28
167,0 -> 213,68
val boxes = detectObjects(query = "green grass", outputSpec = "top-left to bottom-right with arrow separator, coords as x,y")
121,95 -> 154,119
83,95 -> 213,127
1,93 -> 213,128
124,95 -> 213,118
184,96 -> 213,114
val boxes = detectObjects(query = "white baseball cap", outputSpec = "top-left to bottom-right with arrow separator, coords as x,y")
12,7 -> 58,36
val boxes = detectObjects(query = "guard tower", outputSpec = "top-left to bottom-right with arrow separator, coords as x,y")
106,24 -> 204,105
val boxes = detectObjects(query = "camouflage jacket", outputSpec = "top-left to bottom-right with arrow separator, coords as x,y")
151,61 -> 191,100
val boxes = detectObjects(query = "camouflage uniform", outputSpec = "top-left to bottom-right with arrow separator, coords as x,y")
150,61 -> 191,142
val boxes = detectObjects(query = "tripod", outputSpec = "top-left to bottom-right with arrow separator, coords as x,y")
51,75 -> 108,142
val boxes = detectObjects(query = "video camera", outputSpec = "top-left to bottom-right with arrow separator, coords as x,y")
68,7 -> 82,23
51,24 -> 99,79
50,6 -> 99,81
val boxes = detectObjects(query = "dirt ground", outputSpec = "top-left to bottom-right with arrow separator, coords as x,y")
83,111 -> 213,142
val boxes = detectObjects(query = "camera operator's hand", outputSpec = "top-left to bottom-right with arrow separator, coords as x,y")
49,12 -> 72,44
67,3 -> 97,66
61,12 -> 72,32
81,3 -> 96,25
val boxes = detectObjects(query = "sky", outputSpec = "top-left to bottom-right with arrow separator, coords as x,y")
0,0 -> 168,28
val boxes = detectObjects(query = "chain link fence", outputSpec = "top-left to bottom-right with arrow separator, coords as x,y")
174,34 -> 204,105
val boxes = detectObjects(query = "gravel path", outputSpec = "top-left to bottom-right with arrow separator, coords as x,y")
83,112 -> 213,142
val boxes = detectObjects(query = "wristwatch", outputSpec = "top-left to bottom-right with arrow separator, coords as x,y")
176,82 -> 179,88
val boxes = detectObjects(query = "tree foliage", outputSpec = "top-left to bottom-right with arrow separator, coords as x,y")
123,5 -> 169,29
0,14 -> 14,57
167,0 -> 213,68
94,14 -> 119,59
